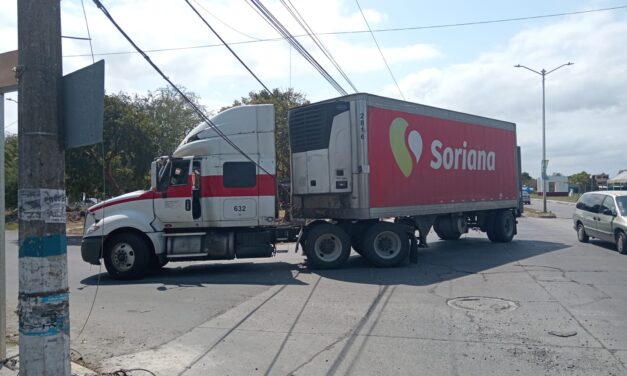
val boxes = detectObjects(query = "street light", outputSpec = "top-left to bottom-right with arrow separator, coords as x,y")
515,62 -> 573,213
5,97 -> 17,104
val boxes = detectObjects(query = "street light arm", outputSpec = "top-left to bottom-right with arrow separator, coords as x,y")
514,64 -> 541,75
546,62 -> 574,75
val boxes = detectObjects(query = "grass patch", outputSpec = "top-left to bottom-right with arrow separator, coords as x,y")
531,193 -> 580,203
524,207 -> 557,218
5,221 -> 18,230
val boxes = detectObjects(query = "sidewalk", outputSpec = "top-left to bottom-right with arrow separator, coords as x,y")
1,344 -> 96,376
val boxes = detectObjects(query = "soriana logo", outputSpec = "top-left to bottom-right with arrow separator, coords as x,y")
389,116 -> 496,177
367,106 -> 517,208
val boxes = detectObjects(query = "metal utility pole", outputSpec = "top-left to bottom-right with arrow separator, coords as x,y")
17,1 -> 70,374
515,62 -> 573,213
0,94 -> 5,361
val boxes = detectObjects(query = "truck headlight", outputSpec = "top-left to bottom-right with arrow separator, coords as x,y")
86,220 -> 103,235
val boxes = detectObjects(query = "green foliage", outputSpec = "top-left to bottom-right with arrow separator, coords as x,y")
569,171 -> 592,192
4,134 -> 18,208
222,88 -> 309,181
521,171 -> 536,190
65,87 -> 204,201
140,86 -> 205,156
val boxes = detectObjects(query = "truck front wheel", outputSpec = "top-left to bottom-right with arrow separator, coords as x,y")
363,222 -> 409,267
104,233 -> 151,279
304,224 -> 351,269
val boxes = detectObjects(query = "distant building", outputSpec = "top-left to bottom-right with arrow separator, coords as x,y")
537,174 -> 569,196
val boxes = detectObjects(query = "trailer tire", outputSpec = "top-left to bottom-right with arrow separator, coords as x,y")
304,224 -> 351,269
363,222 -> 409,267
433,216 -> 462,240
104,233 -> 151,279
488,211 -> 515,243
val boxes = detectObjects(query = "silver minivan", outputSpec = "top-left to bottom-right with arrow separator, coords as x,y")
573,191 -> 627,254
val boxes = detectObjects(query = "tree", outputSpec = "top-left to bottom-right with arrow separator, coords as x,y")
66,93 -> 155,200
569,171 -> 591,193
140,86 -> 206,156
521,171 -> 536,190
222,88 -> 309,182
65,87 -> 207,201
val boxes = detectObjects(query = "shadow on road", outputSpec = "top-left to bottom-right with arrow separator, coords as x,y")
80,238 -> 568,288
80,261 -> 308,288
311,238 -> 570,286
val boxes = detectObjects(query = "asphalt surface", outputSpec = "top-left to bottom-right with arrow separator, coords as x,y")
3,213 -> 627,375
529,197 -> 576,219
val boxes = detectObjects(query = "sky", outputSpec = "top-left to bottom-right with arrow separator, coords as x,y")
1,0 -> 626,179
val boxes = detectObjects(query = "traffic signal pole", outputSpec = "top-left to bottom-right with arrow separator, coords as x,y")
17,1 -> 70,374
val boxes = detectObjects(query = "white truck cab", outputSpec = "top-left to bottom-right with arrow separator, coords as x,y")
81,104 -> 279,278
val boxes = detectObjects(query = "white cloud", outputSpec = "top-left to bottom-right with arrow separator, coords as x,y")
391,11 -> 627,177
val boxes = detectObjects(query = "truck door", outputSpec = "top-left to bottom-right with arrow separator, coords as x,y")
154,157 -> 199,225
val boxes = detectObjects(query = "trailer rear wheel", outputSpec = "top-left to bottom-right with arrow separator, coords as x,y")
304,224 -> 351,269
363,223 -> 409,267
487,211 -> 515,243
104,233 -> 151,279
433,216 -> 463,240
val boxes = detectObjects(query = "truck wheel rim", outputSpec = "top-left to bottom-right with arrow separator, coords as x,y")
503,215 -> 513,236
618,234 -> 625,253
314,234 -> 342,262
373,231 -> 401,259
111,243 -> 135,272
578,225 -> 585,240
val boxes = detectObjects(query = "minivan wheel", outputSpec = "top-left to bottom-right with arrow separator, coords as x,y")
616,231 -> 627,255
577,223 -> 589,243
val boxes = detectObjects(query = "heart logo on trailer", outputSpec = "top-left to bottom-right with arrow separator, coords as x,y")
389,118 -> 422,177
389,116 -> 497,177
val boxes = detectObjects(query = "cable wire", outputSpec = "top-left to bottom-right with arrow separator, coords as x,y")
92,0 -> 273,177
279,0 -> 358,92
74,0 -> 102,342
81,0 -> 96,63
184,0 -> 271,94
248,0 -> 348,96
64,5 -> 627,58
191,0 -> 262,41
355,0 -> 404,99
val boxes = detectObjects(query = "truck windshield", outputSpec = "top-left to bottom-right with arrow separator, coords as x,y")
156,159 -> 172,191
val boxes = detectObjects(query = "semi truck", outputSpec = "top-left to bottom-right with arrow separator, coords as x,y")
81,93 -> 520,278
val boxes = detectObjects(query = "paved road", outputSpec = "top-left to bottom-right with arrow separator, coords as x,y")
4,215 -> 627,375
529,198 -> 576,219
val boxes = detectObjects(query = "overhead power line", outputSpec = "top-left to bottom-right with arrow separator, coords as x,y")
63,5 -> 627,59
184,0 -> 271,94
248,0 -> 348,96
91,0 -> 273,177
355,0 -> 404,99
279,0 -> 358,92
190,0 -> 262,41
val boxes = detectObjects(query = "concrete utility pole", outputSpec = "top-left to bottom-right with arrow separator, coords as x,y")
17,1 -> 70,374
515,62 -> 573,213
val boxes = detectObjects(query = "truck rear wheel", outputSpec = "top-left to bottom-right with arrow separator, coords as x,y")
433,217 -> 462,240
487,211 -> 515,243
304,224 -> 351,269
104,233 -> 151,279
363,222 -> 409,267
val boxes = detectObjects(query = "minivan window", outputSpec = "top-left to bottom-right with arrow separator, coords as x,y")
601,196 -> 616,216
578,193 -> 604,213
616,196 -> 627,216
